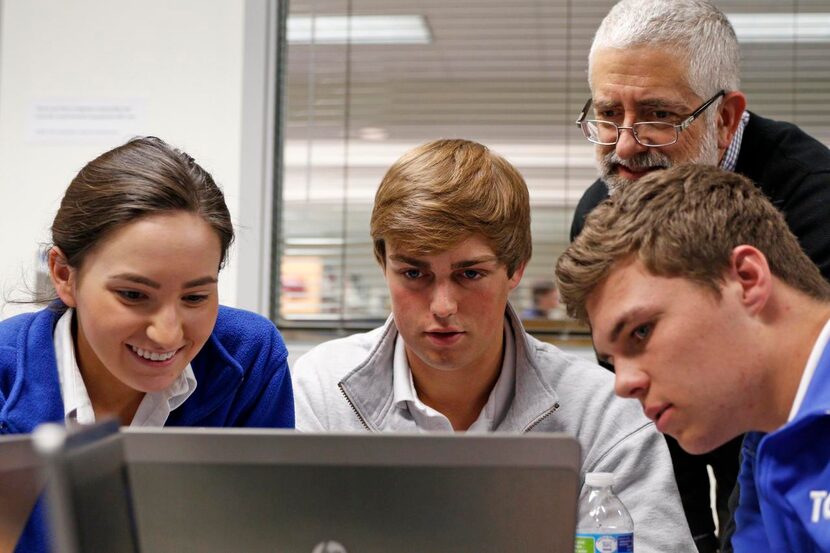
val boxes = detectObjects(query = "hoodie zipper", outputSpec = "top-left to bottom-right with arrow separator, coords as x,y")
338,382 -> 372,431
522,402 -> 560,433
338,384 -> 558,434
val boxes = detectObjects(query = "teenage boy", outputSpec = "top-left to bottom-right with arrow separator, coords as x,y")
572,3 -> 830,548
292,139 -> 695,553
557,163 -> 830,552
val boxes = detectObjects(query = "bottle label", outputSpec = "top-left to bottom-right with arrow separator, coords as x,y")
575,532 -> 633,553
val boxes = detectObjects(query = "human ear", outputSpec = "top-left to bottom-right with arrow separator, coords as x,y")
48,247 -> 78,307
716,91 -> 748,151
508,262 -> 526,290
729,245 -> 771,315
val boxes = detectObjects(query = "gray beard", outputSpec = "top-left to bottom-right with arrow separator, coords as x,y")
599,127 -> 721,194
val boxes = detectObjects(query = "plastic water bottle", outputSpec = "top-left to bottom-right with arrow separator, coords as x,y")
575,472 -> 634,553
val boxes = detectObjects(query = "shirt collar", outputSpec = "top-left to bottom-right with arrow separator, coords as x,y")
391,333 -> 418,406
131,364 -> 197,427
391,318 -> 516,431
53,308 -> 197,427
54,308 -> 95,424
720,110 -> 750,172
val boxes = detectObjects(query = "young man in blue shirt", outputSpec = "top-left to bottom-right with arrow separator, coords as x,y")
557,164 -> 830,552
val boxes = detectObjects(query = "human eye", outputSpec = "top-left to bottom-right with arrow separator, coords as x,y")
401,268 -> 423,280
647,109 -> 679,123
595,108 -> 620,121
458,269 -> 484,281
116,289 -> 147,302
631,323 -> 652,342
182,293 -> 210,305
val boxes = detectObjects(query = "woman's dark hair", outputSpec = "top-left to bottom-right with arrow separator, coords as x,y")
52,136 -> 234,269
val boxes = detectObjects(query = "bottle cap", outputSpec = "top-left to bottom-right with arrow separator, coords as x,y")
585,472 -> 614,487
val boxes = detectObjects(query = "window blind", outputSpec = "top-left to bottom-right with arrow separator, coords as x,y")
279,0 -> 830,328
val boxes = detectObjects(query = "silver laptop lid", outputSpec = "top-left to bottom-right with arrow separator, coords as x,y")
0,435 -> 45,553
123,429 -> 580,553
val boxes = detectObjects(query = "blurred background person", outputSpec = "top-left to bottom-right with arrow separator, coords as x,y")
521,279 -> 560,319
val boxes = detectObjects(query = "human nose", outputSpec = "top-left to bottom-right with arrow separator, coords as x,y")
613,360 -> 649,400
146,304 -> 184,348
430,280 -> 458,319
614,124 -> 648,160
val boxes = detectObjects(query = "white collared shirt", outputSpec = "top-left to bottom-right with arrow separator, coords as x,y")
54,309 -> 197,427
391,320 -> 516,432
788,317 -> 830,422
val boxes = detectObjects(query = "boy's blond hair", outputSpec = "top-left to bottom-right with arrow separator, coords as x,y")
371,139 -> 531,276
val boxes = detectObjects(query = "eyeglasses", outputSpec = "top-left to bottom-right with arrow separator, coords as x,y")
575,90 -> 725,147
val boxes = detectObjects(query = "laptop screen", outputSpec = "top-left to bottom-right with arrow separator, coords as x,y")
122,430 -> 580,553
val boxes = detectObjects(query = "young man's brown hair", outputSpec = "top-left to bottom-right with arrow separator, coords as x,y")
556,164 -> 830,323
370,139 -> 531,277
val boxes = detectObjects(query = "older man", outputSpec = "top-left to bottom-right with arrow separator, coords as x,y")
569,1 -> 830,550
572,0 -> 830,273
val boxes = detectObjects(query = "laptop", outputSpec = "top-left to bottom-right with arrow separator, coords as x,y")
0,434 -> 46,553
38,426 -> 580,553
122,429 -> 580,553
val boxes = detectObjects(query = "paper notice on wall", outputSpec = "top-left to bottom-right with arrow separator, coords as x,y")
26,99 -> 148,144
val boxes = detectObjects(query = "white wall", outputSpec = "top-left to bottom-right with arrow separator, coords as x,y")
0,0 -> 276,318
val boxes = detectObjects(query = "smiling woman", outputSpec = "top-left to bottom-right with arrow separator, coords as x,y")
0,136 -> 295,553
5,137 -> 295,429
50,211 -> 224,422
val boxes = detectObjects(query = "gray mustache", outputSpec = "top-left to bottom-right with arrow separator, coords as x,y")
603,150 -> 671,170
